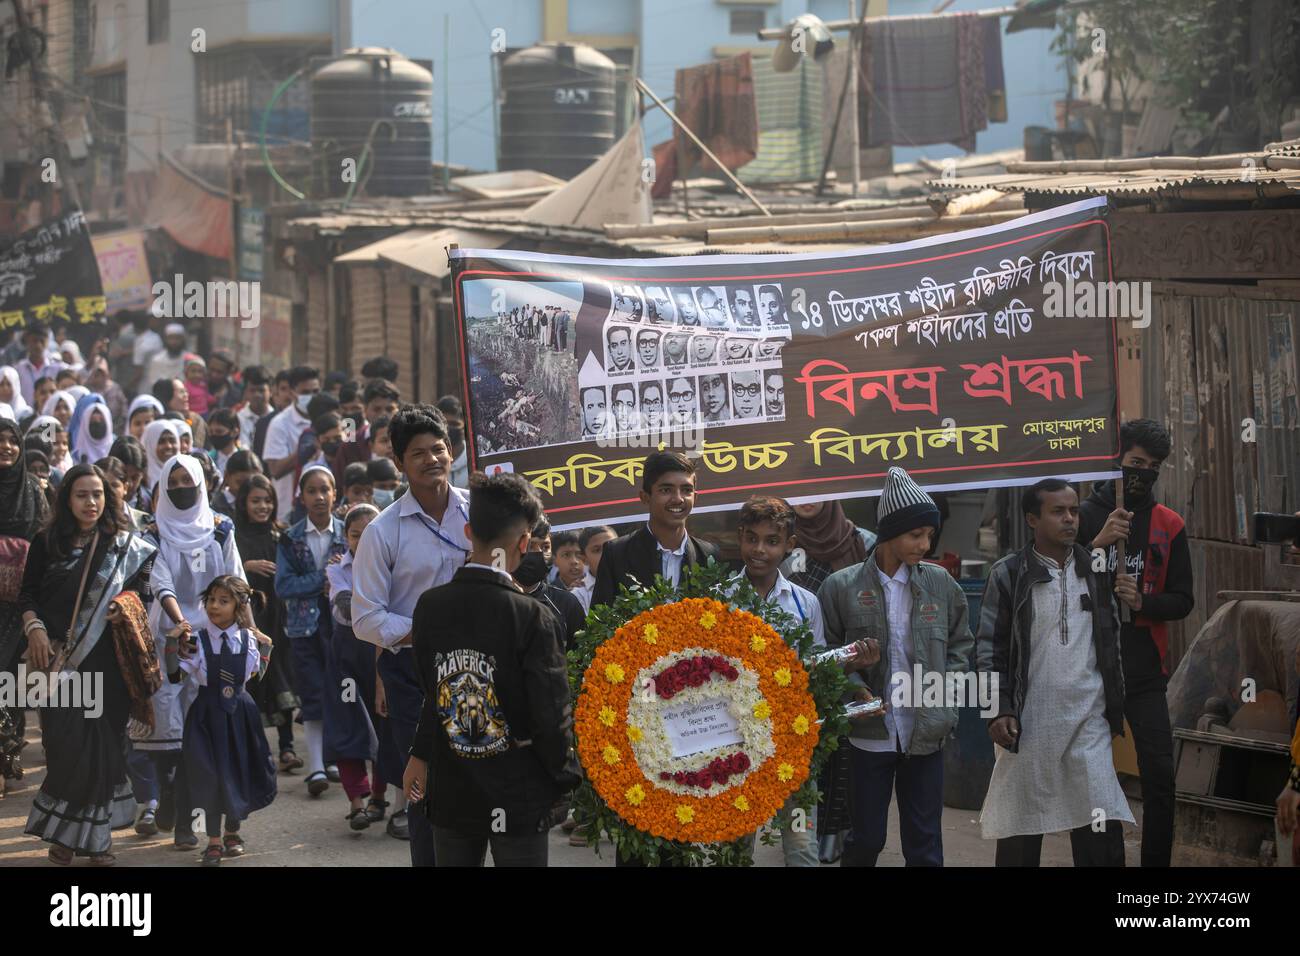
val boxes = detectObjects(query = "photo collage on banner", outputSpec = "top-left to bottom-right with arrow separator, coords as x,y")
585,282 -> 791,440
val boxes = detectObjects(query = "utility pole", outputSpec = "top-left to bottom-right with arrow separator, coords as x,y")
11,0 -> 84,211
442,12 -> 450,190
847,0 -> 860,198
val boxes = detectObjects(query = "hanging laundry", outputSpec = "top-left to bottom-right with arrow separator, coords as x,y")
672,52 -> 759,174
859,12 -> 998,152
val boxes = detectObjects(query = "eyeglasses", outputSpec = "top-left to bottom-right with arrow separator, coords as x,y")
669,390 -> 695,402
642,397 -> 663,408
731,383 -> 761,398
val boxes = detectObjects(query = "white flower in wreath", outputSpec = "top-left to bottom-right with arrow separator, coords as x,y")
626,647 -> 775,797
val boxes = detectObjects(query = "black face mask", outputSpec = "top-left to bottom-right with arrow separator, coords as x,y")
321,439 -> 342,456
87,418 -> 107,440
512,551 -> 550,587
209,432 -> 235,451
167,486 -> 200,510
1122,465 -> 1159,503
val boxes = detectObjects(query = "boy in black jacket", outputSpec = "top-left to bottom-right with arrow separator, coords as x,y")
403,472 -> 580,866
1079,418 -> 1193,868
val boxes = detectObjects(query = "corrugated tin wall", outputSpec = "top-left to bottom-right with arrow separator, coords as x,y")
306,273 -> 328,374
1141,290 -> 1300,667
349,267 -> 385,382
384,276 -> 415,400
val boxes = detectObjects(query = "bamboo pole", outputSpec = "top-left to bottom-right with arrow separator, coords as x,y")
605,203 -> 937,239
707,208 -> 1022,245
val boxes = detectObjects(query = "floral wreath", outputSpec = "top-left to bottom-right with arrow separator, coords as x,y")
570,560 -> 850,866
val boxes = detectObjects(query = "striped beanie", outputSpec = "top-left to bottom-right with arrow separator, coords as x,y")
876,466 -> 941,543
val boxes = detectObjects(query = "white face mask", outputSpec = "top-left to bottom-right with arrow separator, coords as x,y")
373,488 -> 396,509
295,393 -> 313,415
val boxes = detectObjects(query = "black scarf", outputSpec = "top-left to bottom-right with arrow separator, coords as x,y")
0,418 -> 46,538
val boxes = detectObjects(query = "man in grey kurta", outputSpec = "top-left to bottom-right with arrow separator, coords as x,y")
976,478 -> 1131,866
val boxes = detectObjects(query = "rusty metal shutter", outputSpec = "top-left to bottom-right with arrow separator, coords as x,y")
350,266 -> 386,381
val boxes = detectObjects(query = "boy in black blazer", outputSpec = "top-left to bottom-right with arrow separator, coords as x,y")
590,450 -> 721,609
403,472 -> 579,867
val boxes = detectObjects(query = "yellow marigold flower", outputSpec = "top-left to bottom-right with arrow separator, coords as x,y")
641,623 -> 658,644
675,805 -> 695,824
753,701 -> 771,720
749,633 -> 767,652
733,795 -> 750,812
626,725 -> 643,742
792,714 -> 810,736
604,663 -> 625,684
602,745 -> 621,766
699,612 -> 717,630
777,763 -> 794,782
773,668 -> 792,687
625,784 -> 646,806
598,705 -> 617,727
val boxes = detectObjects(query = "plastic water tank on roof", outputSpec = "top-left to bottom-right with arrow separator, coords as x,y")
498,42 -> 617,180
311,47 -> 433,197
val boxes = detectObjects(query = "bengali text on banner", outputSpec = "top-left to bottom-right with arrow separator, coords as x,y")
449,196 -> 1120,530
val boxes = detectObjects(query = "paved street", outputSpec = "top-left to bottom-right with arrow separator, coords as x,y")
0,722 -> 1141,867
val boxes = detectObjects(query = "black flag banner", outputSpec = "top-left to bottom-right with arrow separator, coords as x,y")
450,196 -> 1120,530
0,209 -> 106,332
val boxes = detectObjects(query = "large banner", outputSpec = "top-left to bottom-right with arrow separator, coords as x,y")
0,209 -> 106,332
450,196 -> 1119,530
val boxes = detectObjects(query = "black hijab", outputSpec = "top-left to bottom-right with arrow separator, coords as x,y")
0,418 -> 47,538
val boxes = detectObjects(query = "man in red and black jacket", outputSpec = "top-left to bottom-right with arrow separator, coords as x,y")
1079,418 -> 1194,868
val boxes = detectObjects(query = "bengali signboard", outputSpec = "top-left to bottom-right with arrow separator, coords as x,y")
450,196 -> 1120,530
0,209 -> 106,332
91,229 -> 153,314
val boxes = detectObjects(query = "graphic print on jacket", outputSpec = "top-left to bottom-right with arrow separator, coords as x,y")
435,649 -> 509,757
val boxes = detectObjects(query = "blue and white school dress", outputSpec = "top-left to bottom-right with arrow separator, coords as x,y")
180,627 -> 277,824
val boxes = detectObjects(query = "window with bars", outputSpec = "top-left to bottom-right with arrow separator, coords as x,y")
729,8 -> 765,36
91,68 -> 126,181
194,45 -> 325,144
147,0 -> 169,45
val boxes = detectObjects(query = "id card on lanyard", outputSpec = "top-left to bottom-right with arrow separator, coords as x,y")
414,502 -> 470,559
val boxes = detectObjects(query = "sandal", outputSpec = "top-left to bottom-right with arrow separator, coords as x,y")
88,852 -> 116,867
48,845 -> 73,866
200,844 -> 222,867
279,751 -> 304,773
347,807 -> 371,831
222,833 -> 245,857
365,797 -> 388,823
306,771 -> 329,797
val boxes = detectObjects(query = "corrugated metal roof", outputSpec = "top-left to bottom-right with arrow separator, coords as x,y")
927,154 -> 1300,197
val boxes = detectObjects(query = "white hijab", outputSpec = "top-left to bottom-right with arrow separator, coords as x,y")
72,400 -> 114,464
42,389 -> 74,422
66,384 -> 90,402
174,419 -> 193,449
142,419 -> 180,489
153,453 -> 228,607
0,366 -> 31,419
27,414 -> 72,472
127,394 -> 164,427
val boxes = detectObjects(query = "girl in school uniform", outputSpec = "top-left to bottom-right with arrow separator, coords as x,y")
176,575 -> 277,866
137,453 -> 245,848
140,419 -> 180,504
326,504 -> 405,830
275,465 -> 352,797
